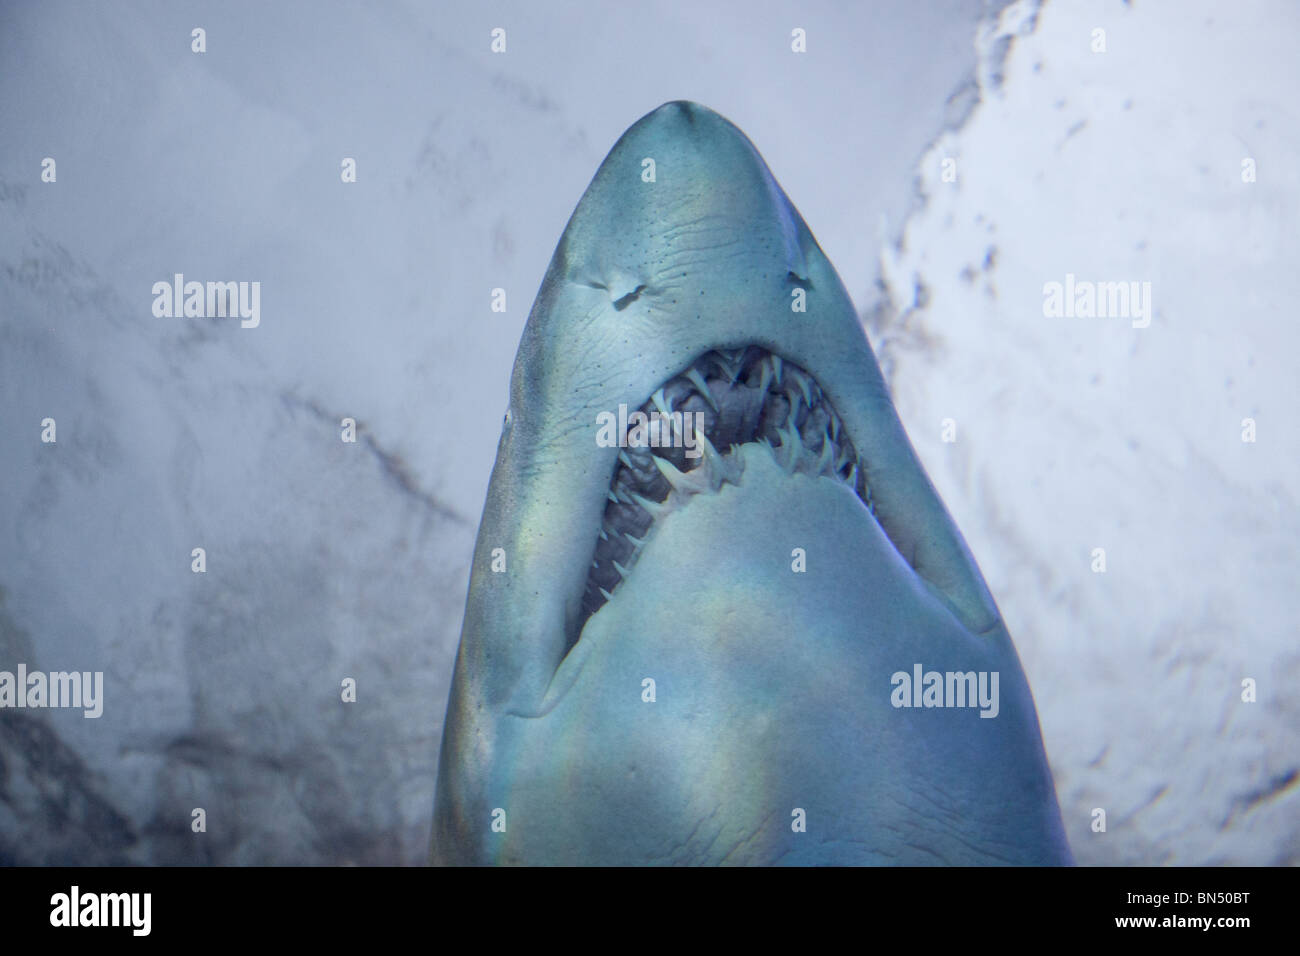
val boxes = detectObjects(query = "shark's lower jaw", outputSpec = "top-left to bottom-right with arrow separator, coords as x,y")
577,346 -> 879,644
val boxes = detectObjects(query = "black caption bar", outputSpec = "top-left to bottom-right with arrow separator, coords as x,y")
0,866 -> 1287,942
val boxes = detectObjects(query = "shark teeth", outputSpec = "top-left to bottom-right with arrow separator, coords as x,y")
652,454 -> 711,496
651,387 -> 673,419
788,366 -> 817,410
627,491 -> 665,519
578,347 -> 874,630
773,421 -> 803,472
684,367 -> 719,411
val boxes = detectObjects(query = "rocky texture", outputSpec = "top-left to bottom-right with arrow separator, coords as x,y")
872,0 -> 1300,864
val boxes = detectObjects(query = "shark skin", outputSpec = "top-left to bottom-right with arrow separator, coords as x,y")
431,101 -> 1072,865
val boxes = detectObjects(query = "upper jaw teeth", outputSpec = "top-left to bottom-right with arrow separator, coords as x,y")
684,368 -> 719,411
576,347 -> 873,638
651,428 -> 740,496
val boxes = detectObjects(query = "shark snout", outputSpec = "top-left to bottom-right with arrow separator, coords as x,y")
555,100 -> 812,314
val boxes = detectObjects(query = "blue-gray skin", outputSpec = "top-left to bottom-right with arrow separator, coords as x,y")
432,101 -> 1072,865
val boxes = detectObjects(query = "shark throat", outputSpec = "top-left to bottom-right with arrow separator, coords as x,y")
579,346 -> 879,640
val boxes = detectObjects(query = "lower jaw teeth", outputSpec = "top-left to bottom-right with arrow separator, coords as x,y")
577,348 -> 872,634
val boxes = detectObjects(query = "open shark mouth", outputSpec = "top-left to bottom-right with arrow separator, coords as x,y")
578,345 -> 879,641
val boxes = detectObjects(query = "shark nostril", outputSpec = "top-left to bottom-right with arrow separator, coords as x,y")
612,284 -> 646,311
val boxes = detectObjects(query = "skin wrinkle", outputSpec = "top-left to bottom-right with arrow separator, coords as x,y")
658,226 -> 747,254
660,243 -> 751,270
717,808 -> 780,866
663,802 -> 721,865
903,842 -> 951,865
659,213 -> 731,238
880,782 -> 1003,865
696,812 -> 733,865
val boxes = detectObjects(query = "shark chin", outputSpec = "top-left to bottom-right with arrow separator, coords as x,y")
431,100 -> 1072,866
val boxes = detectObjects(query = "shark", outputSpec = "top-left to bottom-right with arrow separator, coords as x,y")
431,101 -> 1072,865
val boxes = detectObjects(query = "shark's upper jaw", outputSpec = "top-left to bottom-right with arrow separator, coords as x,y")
577,345 -> 879,647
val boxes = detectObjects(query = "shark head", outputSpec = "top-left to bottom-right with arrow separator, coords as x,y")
432,101 -> 1071,865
